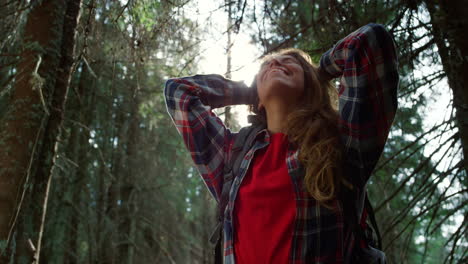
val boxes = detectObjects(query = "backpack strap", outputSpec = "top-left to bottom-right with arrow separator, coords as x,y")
339,161 -> 383,252
365,194 -> 382,250
341,187 -> 386,264
209,115 -> 266,263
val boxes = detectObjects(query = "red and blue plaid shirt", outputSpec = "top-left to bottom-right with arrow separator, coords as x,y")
164,23 -> 399,263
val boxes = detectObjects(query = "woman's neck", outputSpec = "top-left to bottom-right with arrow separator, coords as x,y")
264,99 -> 295,134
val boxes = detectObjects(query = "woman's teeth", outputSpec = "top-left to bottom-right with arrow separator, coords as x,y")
271,68 -> 288,75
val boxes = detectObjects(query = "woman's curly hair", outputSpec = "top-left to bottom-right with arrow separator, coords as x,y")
248,47 -> 351,206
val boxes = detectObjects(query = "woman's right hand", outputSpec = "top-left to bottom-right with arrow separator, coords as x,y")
318,66 -> 334,82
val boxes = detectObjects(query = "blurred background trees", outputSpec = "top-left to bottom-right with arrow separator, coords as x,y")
0,0 -> 465,263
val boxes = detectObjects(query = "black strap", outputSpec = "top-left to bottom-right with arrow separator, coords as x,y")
365,195 -> 382,250
214,234 -> 222,264
341,187 -> 384,264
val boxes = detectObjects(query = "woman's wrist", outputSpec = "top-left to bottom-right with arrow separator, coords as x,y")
318,66 -> 334,82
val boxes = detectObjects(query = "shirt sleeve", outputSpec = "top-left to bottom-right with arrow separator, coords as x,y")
164,74 -> 255,203
319,23 -> 400,186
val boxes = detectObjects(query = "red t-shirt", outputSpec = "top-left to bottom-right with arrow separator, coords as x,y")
233,132 -> 296,263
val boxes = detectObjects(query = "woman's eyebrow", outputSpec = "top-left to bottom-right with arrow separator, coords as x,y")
278,56 -> 297,63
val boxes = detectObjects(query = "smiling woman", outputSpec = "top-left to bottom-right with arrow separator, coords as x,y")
164,23 -> 399,264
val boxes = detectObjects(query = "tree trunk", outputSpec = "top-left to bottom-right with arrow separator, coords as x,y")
104,104 -> 126,264
30,1 -> 82,262
425,0 -> 468,178
0,0 -> 82,262
116,26 -> 144,264
119,82 -> 141,264
224,0 -> 233,128
0,0 -> 66,262
64,62 -> 94,264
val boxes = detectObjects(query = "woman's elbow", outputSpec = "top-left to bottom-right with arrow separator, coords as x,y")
164,78 -> 176,97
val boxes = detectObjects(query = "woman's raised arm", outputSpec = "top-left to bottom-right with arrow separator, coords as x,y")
164,74 -> 255,202
319,23 -> 400,186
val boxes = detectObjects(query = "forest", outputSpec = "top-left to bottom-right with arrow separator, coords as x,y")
0,0 -> 466,263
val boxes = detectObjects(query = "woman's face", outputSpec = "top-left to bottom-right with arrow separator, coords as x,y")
256,54 -> 305,111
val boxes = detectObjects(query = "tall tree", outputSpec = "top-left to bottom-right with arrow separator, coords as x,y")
0,1 -> 82,263
424,0 -> 468,177
224,0 -> 234,128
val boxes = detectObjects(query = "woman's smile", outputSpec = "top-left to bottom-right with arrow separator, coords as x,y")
262,66 -> 291,82
270,67 -> 290,75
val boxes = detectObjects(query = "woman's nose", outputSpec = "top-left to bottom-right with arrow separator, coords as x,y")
269,58 -> 281,67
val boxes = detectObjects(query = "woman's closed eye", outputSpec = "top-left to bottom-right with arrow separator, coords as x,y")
262,57 -> 299,69
282,58 -> 298,64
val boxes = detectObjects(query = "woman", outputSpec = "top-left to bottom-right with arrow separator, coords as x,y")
164,23 -> 399,263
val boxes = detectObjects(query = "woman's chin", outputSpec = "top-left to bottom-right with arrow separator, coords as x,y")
267,80 -> 296,92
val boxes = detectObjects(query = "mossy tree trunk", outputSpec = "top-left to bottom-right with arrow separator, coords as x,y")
0,0 -> 82,263
30,1 -> 82,262
0,0 -> 65,262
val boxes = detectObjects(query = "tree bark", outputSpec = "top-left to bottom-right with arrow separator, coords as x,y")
0,0 -> 66,262
0,0 -> 82,262
425,0 -> 468,178
30,1 -> 82,262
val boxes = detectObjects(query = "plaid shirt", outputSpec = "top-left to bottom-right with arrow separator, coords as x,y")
164,23 -> 399,263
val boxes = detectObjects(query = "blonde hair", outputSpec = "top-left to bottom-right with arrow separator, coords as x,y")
249,48 -> 350,206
